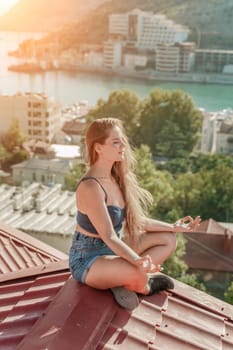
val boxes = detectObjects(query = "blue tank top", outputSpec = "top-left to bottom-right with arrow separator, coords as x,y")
76,176 -> 125,234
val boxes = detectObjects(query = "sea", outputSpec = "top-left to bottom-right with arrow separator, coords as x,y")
0,31 -> 233,112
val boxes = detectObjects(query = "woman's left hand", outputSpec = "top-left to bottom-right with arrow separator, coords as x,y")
173,216 -> 201,232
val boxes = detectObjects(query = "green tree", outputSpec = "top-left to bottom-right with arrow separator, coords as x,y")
133,144 -> 175,220
86,89 -> 142,143
0,144 -> 8,167
224,281 -> 233,305
139,89 -> 202,157
3,150 -> 30,170
1,118 -> 27,153
64,162 -> 86,191
197,165 -> 233,221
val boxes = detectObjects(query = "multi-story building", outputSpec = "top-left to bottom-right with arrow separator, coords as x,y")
103,41 -> 123,68
200,108 -> 233,155
0,92 -> 61,143
195,49 -> 233,73
156,42 -> 195,72
156,44 -> 180,72
109,9 -> 189,51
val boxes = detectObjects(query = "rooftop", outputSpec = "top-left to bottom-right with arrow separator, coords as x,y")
0,183 -> 76,237
0,222 -> 233,349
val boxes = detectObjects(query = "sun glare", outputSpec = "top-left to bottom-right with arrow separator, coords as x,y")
0,0 -> 19,15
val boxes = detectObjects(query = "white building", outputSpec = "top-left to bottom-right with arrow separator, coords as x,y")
200,109 -> 233,155
124,53 -> 148,69
12,158 -> 73,187
0,183 -> 76,253
156,42 -> 195,73
109,9 -> 189,51
103,41 -> 123,68
0,92 -> 61,143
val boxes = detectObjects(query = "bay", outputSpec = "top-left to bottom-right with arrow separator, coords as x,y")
0,31 -> 232,112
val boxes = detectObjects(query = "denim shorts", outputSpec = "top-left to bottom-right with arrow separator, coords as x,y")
69,231 -> 116,283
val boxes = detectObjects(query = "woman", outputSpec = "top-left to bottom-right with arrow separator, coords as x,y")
69,118 -> 200,310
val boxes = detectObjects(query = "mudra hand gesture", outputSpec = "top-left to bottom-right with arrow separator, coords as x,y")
173,216 -> 201,232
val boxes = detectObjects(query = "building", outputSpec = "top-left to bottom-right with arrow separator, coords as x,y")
0,92 -> 61,143
195,49 -> 233,73
183,218 -> 233,299
11,158 -> 73,187
109,9 -> 189,51
0,183 -> 76,253
156,44 -> 180,72
1,222 -> 233,349
103,40 -> 123,68
155,42 -> 195,73
200,108 -> 233,154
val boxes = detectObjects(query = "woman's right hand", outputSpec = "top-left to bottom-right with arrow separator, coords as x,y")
133,255 -> 157,273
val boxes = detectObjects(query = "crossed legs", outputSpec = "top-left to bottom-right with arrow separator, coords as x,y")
85,231 -> 177,295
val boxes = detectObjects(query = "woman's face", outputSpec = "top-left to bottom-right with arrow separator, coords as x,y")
95,126 -> 126,162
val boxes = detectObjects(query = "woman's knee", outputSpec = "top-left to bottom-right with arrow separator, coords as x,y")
165,233 -> 177,253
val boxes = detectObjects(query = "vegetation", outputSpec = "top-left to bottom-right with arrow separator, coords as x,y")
0,119 -> 30,171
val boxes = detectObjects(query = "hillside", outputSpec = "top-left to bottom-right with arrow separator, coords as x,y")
0,0 -> 106,32
46,0 -> 233,50
1,0 -> 233,49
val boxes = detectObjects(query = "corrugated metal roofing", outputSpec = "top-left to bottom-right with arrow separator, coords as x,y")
14,278 -> 233,350
0,221 -> 68,282
184,232 -> 233,272
1,223 -> 233,350
0,184 -> 76,236
0,267 -> 70,350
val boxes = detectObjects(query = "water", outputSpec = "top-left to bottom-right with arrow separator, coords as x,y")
0,31 -> 233,112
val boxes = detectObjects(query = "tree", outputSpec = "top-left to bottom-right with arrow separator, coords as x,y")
133,144 -> 175,220
1,118 -> 27,153
138,89 -> 202,157
86,90 -> 142,143
64,161 -> 86,191
224,281 -> 233,305
0,144 -> 8,167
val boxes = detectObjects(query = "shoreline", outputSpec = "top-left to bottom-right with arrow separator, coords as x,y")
8,62 -> 233,86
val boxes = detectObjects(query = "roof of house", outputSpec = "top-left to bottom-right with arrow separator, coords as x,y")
197,218 -> 233,235
1,222 -> 233,350
184,219 -> 233,272
0,221 -> 68,283
0,184 -> 76,236
62,119 -> 86,135
11,158 -> 72,174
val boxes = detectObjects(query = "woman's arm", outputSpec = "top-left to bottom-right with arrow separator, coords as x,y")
141,215 -> 201,233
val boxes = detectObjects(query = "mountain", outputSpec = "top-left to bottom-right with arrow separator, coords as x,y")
1,0 -> 233,49
43,0 -> 233,50
0,0 -> 107,32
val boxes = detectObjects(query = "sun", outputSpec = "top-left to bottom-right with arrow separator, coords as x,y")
0,0 -> 19,15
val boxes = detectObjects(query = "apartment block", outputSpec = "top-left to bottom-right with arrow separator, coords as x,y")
0,92 -> 61,143
103,40 -> 123,68
200,108 -> 233,155
156,42 -> 195,73
195,49 -> 233,73
109,9 -> 189,51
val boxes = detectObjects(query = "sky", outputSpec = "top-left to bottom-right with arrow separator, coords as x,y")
0,0 -> 18,15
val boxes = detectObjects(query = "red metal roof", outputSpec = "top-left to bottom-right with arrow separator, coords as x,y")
0,223 -> 233,350
183,232 -> 233,272
0,264 -> 70,350
0,221 -> 68,282
14,278 -> 233,350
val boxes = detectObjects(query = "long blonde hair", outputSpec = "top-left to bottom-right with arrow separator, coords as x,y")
85,118 -> 153,240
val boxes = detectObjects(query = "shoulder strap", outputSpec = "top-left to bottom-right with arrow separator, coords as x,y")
78,176 -> 108,202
